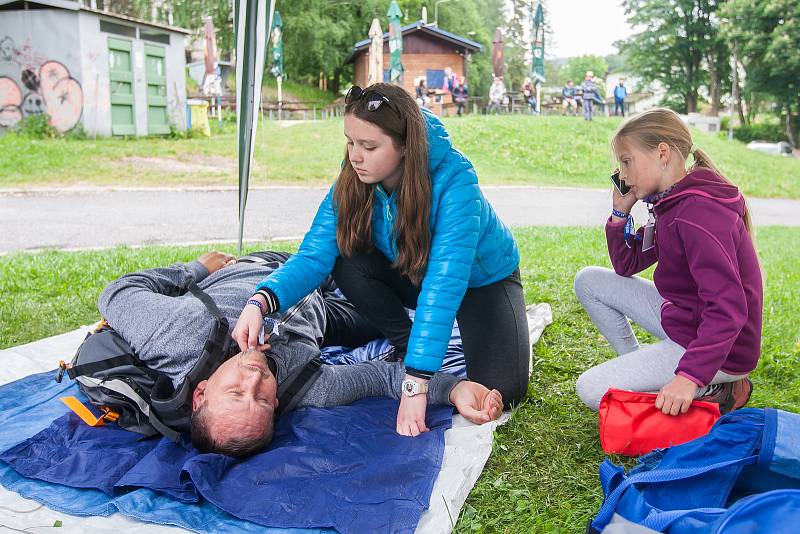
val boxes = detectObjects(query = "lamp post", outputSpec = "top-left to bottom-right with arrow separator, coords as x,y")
434,0 -> 452,27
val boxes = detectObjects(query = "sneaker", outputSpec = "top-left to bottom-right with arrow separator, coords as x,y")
698,378 -> 753,414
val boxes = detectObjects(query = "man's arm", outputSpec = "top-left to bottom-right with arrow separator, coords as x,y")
98,260 -> 207,319
296,361 -> 463,409
97,253 -> 234,362
98,252 -> 234,322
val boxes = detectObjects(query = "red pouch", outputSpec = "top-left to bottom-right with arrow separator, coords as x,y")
598,388 -> 721,456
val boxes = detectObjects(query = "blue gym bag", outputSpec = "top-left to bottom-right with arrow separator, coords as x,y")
588,408 -> 800,533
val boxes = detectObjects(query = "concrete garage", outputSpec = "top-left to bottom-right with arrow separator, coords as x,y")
0,0 -> 188,136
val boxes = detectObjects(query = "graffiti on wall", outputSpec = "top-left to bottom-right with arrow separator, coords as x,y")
0,36 -> 84,132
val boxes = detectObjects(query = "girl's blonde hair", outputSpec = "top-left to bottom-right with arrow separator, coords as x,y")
611,107 -> 753,235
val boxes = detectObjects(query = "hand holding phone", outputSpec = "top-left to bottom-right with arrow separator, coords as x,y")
611,169 -> 638,215
611,170 -> 631,196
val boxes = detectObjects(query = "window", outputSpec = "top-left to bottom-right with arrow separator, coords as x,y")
100,20 -> 136,38
426,69 -> 445,90
140,29 -> 170,45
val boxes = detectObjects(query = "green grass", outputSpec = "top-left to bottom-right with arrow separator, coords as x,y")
2,116 -> 798,198
1,228 -> 798,532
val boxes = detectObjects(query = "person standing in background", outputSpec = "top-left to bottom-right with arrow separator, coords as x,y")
582,71 -> 598,121
453,76 -> 468,117
614,78 -> 628,117
442,66 -> 457,102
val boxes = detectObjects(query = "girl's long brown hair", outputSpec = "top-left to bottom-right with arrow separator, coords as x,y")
611,108 -> 754,236
335,83 -> 431,284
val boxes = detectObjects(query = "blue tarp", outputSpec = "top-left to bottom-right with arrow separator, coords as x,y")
0,362 -> 453,533
321,311 -> 466,377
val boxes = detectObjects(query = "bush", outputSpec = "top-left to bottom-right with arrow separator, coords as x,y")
168,123 -> 198,139
16,114 -> 58,139
733,122 -> 788,144
65,123 -> 88,140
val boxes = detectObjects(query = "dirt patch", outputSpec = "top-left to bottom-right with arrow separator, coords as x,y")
117,155 -> 237,174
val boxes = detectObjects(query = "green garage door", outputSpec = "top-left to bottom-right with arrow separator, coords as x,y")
108,38 -> 136,135
145,44 -> 169,135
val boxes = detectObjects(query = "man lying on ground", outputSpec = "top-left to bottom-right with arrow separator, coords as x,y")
98,251 -> 503,458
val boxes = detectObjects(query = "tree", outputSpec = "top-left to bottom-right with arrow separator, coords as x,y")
620,0 -> 730,114
604,53 -> 628,74
278,0 -> 364,92
173,0 -> 235,58
120,0 -> 235,59
544,59 -> 566,87
721,0 -> 800,146
503,0 -> 533,91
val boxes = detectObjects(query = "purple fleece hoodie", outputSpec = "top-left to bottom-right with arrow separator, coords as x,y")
606,168 -> 763,386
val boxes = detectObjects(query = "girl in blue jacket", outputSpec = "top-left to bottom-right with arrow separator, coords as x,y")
234,83 -> 528,436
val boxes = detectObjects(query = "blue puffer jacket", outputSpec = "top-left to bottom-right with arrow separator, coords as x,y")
256,108 -> 520,373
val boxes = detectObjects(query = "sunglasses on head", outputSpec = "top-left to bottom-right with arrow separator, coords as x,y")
345,86 -> 400,115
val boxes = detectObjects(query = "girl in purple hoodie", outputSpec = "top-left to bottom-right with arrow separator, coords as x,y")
574,108 -> 762,416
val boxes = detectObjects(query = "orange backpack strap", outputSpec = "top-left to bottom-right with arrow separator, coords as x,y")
60,396 -> 118,427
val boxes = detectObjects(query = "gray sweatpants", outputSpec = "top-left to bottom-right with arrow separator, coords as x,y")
573,266 -> 743,410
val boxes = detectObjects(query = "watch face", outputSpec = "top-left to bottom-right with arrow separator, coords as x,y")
402,380 -> 416,396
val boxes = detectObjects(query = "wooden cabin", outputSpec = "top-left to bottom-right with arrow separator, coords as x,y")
345,21 -> 481,116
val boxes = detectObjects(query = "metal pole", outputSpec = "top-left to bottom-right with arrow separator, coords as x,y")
434,0 -> 452,27
729,46 -> 738,141
277,75 -> 283,121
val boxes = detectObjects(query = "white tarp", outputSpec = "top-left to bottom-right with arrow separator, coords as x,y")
0,304 -> 551,533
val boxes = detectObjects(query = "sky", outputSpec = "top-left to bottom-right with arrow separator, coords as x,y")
544,0 -> 635,58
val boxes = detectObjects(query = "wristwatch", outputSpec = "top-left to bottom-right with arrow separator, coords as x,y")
401,378 -> 429,397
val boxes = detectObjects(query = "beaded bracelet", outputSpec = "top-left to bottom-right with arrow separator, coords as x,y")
612,208 -> 629,218
247,299 -> 265,314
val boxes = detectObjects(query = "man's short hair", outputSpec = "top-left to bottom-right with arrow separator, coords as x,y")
190,401 -> 275,458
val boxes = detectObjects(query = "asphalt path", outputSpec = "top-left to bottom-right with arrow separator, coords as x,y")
1,186 -> 798,254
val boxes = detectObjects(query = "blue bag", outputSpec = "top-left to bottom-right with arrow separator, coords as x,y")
589,408 -> 800,533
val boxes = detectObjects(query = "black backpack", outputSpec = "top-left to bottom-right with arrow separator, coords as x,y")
57,260 -> 323,442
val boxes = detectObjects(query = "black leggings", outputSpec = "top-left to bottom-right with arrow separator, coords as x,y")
332,250 -> 530,407
319,275 -> 384,349
243,250 -> 384,350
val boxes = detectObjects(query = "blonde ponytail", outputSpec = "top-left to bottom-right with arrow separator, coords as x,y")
690,147 -> 754,236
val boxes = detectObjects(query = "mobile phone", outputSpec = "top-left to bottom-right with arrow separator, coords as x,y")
611,170 -> 631,196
